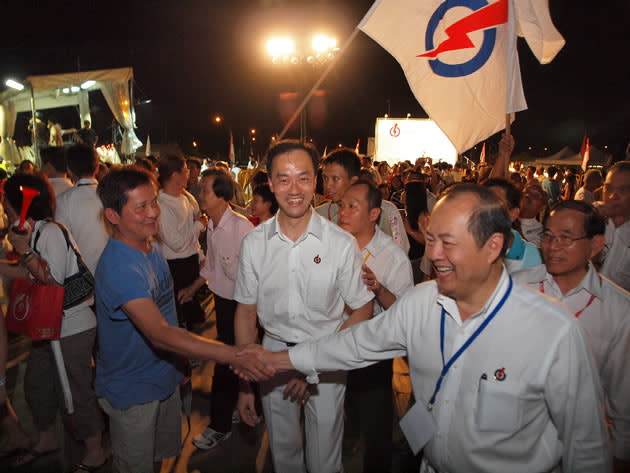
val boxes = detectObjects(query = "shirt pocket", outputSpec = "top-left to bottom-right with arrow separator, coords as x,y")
475,378 -> 523,433
305,264 -> 333,314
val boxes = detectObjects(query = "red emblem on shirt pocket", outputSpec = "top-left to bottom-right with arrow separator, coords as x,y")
314,254 -> 321,264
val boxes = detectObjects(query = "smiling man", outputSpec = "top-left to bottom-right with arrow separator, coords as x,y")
316,147 -> 410,253
240,183 -> 612,473
513,200 -> 630,471
234,140 -> 373,473
94,166 -> 271,473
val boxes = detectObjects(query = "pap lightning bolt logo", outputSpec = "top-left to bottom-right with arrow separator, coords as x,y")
419,0 -> 507,59
419,0 -> 508,77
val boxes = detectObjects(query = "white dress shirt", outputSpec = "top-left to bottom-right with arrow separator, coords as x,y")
55,178 -> 109,275
362,226 -> 413,316
574,186 -> 594,204
234,209 -> 374,343
600,218 -> 630,291
316,200 -> 410,254
200,205 -> 253,300
158,190 -> 204,261
514,263 -> 630,460
290,268 -> 611,473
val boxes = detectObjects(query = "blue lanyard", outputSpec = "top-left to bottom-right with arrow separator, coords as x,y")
427,276 -> 513,410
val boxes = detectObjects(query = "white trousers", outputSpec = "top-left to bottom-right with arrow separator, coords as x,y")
261,335 -> 346,473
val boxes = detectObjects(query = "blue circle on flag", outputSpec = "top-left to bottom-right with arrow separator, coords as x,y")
425,0 -> 496,78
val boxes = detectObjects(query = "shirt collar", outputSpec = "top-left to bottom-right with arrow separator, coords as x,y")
267,207 -> 322,242
76,177 -> 98,186
437,266 -> 511,325
209,205 -> 233,231
364,225 -> 385,256
529,263 -> 602,299
506,229 -> 525,260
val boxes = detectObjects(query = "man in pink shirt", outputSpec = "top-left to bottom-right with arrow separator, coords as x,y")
177,168 -> 254,450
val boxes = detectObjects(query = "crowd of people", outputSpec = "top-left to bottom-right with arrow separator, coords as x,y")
0,135 -> 628,473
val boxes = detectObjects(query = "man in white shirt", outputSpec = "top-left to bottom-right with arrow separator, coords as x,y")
316,148 -> 410,253
513,200 -> 630,472
574,169 -> 602,204
40,146 -> 72,196
56,144 -> 109,275
596,161 -> 630,291
337,180 -> 414,472
234,140 -> 374,473
518,181 -> 547,247
240,183 -> 611,473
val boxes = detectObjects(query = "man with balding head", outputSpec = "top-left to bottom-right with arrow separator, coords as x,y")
575,169 -> 603,204
240,183 -> 612,473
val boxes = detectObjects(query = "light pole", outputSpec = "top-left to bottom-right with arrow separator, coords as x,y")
266,34 -> 339,142
5,78 -> 40,167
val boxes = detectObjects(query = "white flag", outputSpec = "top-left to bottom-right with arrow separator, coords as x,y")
359,0 -> 564,153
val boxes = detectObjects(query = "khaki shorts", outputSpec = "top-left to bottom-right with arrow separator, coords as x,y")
99,389 -> 181,473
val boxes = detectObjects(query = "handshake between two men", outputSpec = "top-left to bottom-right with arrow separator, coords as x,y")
230,344 -> 307,426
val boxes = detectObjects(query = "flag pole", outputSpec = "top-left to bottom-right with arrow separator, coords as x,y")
277,27 -> 363,142
504,0 -> 516,174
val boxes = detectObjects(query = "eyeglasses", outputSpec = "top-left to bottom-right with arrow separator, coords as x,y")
540,232 -> 588,247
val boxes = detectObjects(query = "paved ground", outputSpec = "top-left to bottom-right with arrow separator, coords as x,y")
1,295 -> 420,473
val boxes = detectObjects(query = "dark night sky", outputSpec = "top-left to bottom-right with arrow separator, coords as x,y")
2,0 -> 629,160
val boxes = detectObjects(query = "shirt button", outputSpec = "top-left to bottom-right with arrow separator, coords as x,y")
444,400 -> 449,405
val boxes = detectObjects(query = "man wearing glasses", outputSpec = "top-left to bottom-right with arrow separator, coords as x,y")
513,200 -> 630,472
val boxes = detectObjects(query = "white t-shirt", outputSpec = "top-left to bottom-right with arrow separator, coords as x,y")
158,190 -> 204,261
31,220 -> 96,338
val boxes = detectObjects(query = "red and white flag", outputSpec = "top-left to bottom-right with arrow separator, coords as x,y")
228,130 -> 235,165
355,139 -> 360,154
581,138 -> 590,172
359,0 -> 565,153
479,142 -> 486,164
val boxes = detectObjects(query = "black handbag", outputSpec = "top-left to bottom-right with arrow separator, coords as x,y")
33,221 -> 95,310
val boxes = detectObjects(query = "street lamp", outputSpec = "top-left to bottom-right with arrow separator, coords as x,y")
214,115 -> 222,124
267,34 -> 339,142
5,79 -> 25,91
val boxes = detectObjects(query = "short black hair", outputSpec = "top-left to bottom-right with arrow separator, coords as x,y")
251,169 -> 269,189
349,179 -> 382,212
404,180 -> 428,231
483,177 -> 521,210
547,166 -> 558,178
441,183 -> 512,257
200,168 -> 234,201
66,144 -> 98,177
323,148 -> 361,179
134,158 -> 153,172
253,183 -> 278,214
265,140 -> 319,176
544,200 -> 605,238
158,154 -> 186,186
40,147 -> 67,173
4,172 -> 55,220
187,156 -> 201,171
97,165 -> 157,215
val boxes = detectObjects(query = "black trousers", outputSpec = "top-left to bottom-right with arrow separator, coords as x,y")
345,359 -> 394,473
209,294 -> 239,433
167,254 -> 206,328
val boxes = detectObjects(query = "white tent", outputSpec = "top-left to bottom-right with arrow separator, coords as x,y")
0,67 -> 142,165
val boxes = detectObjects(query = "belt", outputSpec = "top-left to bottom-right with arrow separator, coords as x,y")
265,333 -> 297,347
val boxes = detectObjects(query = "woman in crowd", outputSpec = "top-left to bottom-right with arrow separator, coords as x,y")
249,183 -> 278,225
0,173 -> 106,470
157,155 -> 207,330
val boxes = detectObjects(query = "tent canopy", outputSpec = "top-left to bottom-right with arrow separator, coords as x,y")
0,67 -> 141,165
